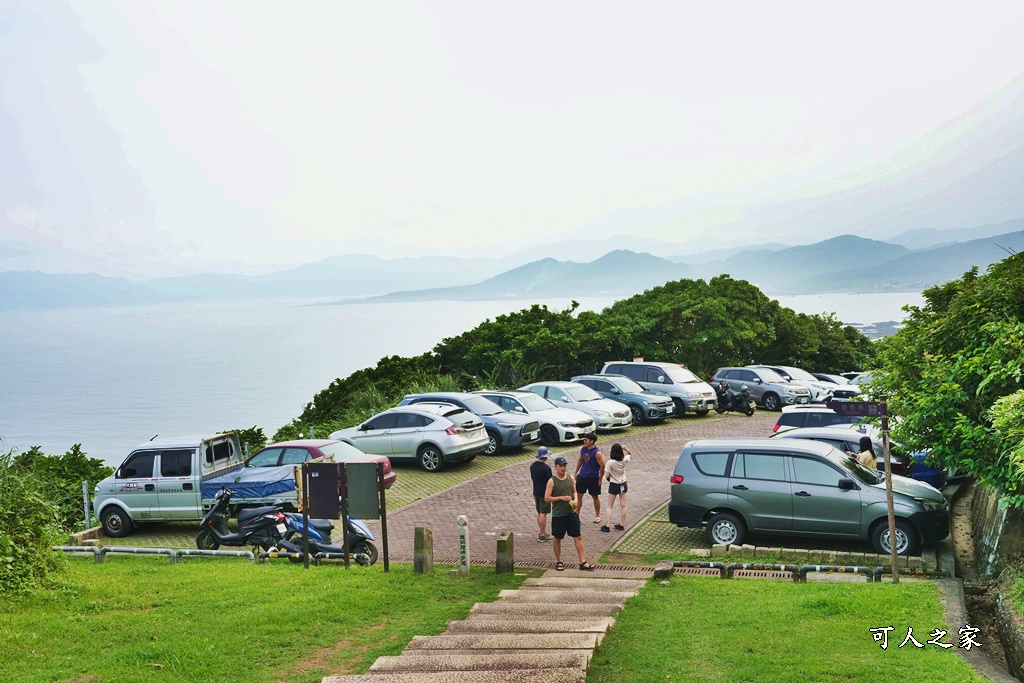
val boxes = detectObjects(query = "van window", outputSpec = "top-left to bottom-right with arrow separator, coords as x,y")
645,367 -> 670,384
160,450 -> 193,477
732,453 -> 786,481
120,451 -> 156,478
792,457 -> 844,487
692,452 -> 730,477
614,364 -> 645,381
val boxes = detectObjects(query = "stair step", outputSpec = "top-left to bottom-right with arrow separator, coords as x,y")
406,633 -> 600,651
368,651 -> 589,672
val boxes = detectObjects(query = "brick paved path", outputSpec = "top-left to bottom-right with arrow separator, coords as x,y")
363,411 -> 778,567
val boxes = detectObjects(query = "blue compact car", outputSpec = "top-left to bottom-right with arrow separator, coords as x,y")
571,374 -> 676,425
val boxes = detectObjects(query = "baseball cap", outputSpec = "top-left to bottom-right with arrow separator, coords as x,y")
582,432 -> 597,442
553,456 -> 568,466
535,446 -> 551,459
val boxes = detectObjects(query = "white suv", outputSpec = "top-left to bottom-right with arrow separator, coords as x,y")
519,381 -> 632,430
475,390 -> 596,447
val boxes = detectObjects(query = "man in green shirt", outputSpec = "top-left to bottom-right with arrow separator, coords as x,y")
544,456 -> 596,571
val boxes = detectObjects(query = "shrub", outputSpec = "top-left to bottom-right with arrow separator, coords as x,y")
0,448 -> 66,594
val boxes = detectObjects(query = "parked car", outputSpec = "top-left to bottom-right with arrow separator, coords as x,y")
769,426 -> 913,478
571,374 -> 676,424
329,403 -> 488,472
772,405 -> 862,433
709,367 -> 811,411
668,437 -> 949,555
244,438 -> 396,489
519,381 -> 632,430
474,390 -> 596,446
398,392 -> 541,456
811,373 -> 862,400
748,364 -> 834,403
600,360 -> 717,416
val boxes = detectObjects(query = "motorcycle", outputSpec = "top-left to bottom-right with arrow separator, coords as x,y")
196,487 -> 288,550
714,381 -> 755,416
279,513 -> 379,565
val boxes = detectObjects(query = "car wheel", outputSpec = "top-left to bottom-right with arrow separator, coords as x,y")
540,425 -> 560,446
101,506 -> 134,538
706,512 -> 745,546
672,398 -> 686,416
629,405 -> 645,425
871,520 -> 920,556
352,540 -> 379,565
694,409 -> 710,417
762,393 -> 781,411
195,528 -> 220,550
483,430 -> 501,456
417,445 -> 445,472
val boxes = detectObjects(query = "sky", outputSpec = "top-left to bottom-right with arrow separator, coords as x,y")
3,1 -> 1024,277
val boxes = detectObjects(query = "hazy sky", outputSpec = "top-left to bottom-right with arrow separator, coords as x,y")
3,1 -> 1024,276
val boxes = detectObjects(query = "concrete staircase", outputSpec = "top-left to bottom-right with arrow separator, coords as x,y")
323,569 -> 648,683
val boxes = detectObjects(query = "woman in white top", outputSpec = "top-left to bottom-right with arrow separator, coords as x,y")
601,443 -> 633,532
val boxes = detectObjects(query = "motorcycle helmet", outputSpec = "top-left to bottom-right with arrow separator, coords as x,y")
739,384 -> 749,392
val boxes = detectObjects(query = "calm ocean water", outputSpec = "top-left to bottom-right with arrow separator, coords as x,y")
0,291 -> 922,466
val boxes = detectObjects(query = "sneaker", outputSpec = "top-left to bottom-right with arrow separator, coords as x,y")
537,534 -> 554,542
600,525 -> 611,532
614,524 -> 625,531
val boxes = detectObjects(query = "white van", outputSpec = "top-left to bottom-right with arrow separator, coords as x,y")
600,361 -> 717,416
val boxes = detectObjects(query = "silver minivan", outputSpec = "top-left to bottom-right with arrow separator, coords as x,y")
668,437 -> 949,555
600,360 -> 716,416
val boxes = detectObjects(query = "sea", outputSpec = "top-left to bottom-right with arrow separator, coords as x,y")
0,291 -> 923,467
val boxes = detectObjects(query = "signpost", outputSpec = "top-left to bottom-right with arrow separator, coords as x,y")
827,400 -> 900,583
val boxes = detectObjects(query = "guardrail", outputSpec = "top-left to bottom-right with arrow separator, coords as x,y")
655,559 -> 950,583
54,546 -> 256,564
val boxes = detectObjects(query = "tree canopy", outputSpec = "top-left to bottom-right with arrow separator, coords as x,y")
871,253 -> 1024,507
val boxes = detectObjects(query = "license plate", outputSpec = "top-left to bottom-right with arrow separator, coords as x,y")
528,431 -> 539,440
470,428 -> 482,437
276,523 -> 286,534
797,397 -> 810,404
620,418 -> 630,425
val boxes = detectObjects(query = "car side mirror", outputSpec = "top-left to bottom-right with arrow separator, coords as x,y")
754,378 -> 763,384
560,396 -> 569,403
359,424 -> 371,431
657,375 -> 666,383
838,478 -> 855,490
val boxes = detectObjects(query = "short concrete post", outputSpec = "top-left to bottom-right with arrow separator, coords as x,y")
496,531 -> 514,574
413,526 -> 433,574
653,560 -> 674,580
456,515 -> 470,575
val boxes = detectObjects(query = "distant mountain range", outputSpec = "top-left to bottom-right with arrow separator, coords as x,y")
3,228 -> 1020,310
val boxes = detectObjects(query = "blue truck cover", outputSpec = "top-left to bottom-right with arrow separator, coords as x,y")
201,465 -> 296,501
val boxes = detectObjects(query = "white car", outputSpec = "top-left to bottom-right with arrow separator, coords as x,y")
474,390 -> 596,447
518,381 -> 633,431
330,403 -> 487,472
749,364 -> 835,403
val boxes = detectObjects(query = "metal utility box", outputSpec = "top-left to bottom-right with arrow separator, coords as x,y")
346,462 -> 381,519
304,462 -> 340,519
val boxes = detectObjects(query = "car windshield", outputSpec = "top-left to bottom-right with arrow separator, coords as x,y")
663,365 -> 702,383
784,367 -> 817,381
457,396 -> 503,416
609,377 -> 645,393
566,385 -> 603,401
757,368 -> 788,383
516,393 -> 556,411
827,450 -> 883,484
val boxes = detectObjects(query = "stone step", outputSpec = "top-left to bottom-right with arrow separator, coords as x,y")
368,651 -> 589,672
323,668 -> 586,683
497,588 -> 637,602
406,633 -> 600,651
523,576 -> 646,590
446,617 -> 615,635
470,602 -> 620,617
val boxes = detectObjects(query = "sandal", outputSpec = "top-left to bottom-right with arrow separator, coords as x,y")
555,561 -> 565,571
579,562 -> 596,571
593,517 -> 601,524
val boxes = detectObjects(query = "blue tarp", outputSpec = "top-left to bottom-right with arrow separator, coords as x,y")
201,465 -> 296,501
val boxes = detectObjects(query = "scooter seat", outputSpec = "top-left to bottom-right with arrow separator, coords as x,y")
237,505 -> 280,525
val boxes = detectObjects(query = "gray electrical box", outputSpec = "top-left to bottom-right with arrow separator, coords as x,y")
304,462 -> 340,519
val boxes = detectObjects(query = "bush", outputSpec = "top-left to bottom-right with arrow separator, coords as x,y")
0,448 -> 66,594
12,444 -> 113,531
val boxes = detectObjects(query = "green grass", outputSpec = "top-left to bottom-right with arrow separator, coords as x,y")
0,558 -> 540,683
587,575 -> 986,683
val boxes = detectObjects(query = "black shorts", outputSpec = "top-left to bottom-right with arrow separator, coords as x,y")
534,496 -> 551,514
575,476 -> 601,496
609,481 -> 628,495
551,513 -> 581,539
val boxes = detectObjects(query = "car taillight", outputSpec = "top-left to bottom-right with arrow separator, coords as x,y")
670,474 -> 683,484
445,425 -> 465,435
772,424 -> 781,433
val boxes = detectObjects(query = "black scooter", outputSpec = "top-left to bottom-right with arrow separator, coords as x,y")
278,513 -> 377,565
196,487 -> 288,551
714,381 -> 755,416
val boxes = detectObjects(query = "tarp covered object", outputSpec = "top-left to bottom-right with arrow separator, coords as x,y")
201,465 -> 296,501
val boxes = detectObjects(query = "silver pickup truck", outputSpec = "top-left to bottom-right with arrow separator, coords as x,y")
93,433 -> 297,537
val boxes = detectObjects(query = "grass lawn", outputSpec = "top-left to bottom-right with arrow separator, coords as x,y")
587,574 -> 986,683
0,558 -> 539,683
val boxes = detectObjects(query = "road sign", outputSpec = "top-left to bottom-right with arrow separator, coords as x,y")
826,400 -> 887,417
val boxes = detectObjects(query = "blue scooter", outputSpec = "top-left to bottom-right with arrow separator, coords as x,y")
279,513 -> 378,565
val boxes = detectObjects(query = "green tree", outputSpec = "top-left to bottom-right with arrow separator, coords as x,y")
871,254 -> 1024,506
12,444 -> 113,531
